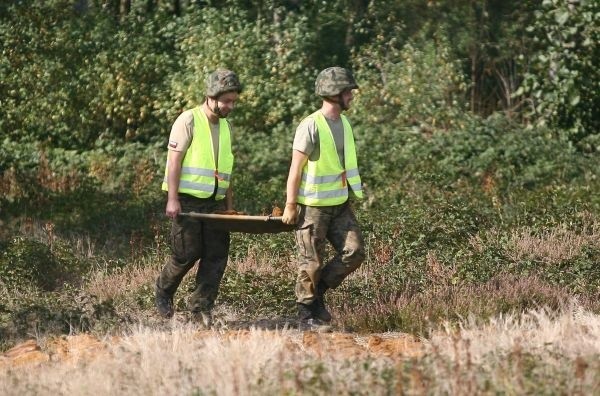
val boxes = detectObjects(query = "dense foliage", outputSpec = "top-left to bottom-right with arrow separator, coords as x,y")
519,0 -> 599,152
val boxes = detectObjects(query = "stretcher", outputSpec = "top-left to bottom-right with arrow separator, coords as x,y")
179,212 -> 295,234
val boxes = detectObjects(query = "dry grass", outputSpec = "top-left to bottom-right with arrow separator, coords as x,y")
84,258 -> 162,301
1,305 -> 599,395
0,325 -> 400,395
424,303 -> 600,394
429,303 -> 600,362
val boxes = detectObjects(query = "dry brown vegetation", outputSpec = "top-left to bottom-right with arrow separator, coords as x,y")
1,304 -> 598,395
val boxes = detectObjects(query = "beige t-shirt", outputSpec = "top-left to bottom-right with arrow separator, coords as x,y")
292,114 -> 345,164
167,109 -> 232,162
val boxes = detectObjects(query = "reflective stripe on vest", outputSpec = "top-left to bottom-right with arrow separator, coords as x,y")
161,107 -> 234,200
297,111 -> 363,206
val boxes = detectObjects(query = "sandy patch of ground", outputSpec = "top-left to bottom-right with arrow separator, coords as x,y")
1,329 -> 421,369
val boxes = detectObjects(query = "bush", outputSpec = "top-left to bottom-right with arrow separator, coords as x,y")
0,237 -> 85,292
519,0 -> 599,151
0,1 -> 178,148
0,141 -> 166,255
0,287 -> 121,348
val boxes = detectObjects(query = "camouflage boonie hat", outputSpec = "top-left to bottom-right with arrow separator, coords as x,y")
315,67 -> 358,97
205,69 -> 242,97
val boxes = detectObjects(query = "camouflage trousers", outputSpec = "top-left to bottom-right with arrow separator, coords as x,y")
294,201 -> 365,305
156,194 -> 230,313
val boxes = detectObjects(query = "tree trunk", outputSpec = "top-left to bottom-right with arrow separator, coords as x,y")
119,0 -> 130,16
470,47 -> 478,113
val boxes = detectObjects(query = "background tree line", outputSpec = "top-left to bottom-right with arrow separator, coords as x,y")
1,0 -> 597,147
0,0 -> 597,226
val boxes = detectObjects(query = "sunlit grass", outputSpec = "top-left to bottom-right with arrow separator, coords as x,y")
1,305 -> 599,395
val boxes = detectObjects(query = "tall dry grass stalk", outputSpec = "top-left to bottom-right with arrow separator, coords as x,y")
424,303 -> 600,394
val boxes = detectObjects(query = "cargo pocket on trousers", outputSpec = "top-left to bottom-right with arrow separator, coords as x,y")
170,218 -> 188,259
295,226 -> 315,259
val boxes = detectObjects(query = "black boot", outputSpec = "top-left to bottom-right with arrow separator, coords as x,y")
155,283 -> 174,319
313,281 -> 332,322
155,258 -> 191,319
297,302 -> 314,322
297,302 -> 333,333
191,310 -> 213,328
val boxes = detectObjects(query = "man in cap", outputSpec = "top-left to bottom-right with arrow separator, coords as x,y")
156,69 -> 242,326
282,66 -> 366,325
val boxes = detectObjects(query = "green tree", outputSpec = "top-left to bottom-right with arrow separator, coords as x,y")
357,0 -> 544,118
167,6 -> 317,184
518,0 -> 599,152
0,0 -> 98,147
84,9 -> 179,144
0,1 -> 179,148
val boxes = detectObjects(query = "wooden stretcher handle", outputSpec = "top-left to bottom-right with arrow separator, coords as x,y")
179,212 -> 284,222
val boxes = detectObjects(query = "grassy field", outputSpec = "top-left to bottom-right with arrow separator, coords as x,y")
1,121 -> 599,394
1,218 -> 600,394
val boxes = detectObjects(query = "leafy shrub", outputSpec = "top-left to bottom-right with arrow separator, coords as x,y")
537,246 -> 600,293
0,287 -> 121,348
354,27 -> 468,132
0,237 -> 84,291
519,0 -> 599,151
399,115 -> 585,194
218,270 -> 296,317
0,141 -> 166,255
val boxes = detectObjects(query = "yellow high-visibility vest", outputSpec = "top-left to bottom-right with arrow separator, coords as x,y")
162,107 -> 233,200
297,111 -> 363,206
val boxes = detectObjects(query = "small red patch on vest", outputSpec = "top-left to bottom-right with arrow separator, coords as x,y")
168,140 -> 178,149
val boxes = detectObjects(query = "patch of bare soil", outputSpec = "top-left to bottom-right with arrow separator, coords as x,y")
0,333 -> 117,368
1,326 -> 421,369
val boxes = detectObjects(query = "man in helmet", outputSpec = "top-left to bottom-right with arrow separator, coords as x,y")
282,66 -> 366,326
155,68 -> 242,326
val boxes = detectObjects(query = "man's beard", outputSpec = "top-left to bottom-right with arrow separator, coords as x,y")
211,101 -> 229,118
